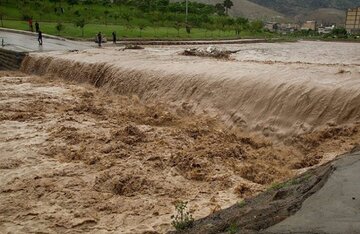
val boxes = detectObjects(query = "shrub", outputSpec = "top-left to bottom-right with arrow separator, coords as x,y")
171,201 -> 194,230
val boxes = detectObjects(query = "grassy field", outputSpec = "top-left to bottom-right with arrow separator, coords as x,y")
0,0 -> 273,40
1,19 -> 273,40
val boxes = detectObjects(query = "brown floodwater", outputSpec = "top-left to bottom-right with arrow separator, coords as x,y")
22,41 -> 360,137
1,41 -> 359,233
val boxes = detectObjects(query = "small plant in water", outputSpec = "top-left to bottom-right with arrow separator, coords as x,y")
237,200 -> 246,208
226,223 -> 239,234
171,201 -> 194,230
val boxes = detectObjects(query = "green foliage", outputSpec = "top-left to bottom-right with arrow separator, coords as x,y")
0,9 -> 5,27
270,173 -> 312,191
330,27 -> 348,38
226,223 -> 239,234
55,21 -> 64,35
171,201 -> 194,231
223,0 -> 233,15
103,9 -> 110,25
250,20 -> 263,32
20,6 -> 33,20
237,200 -> 246,208
173,21 -> 182,36
215,3 -> 225,16
0,0 -> 277,39
74,18 -> 86,36
137,19 -> 148,37
67,0 -> 79,5
121,12 -> 132,25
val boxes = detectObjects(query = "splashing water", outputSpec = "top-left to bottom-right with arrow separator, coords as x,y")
21,41 -> 360,138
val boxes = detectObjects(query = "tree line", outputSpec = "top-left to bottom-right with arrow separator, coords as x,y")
1,0 -> 266,38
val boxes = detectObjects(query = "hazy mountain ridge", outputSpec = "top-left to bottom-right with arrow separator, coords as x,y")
183,0 -> 284,20
248,0 -> 360,16
188,0 -> 360,24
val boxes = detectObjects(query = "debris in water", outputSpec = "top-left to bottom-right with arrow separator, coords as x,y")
181,46 -> 240,59
121,44 -> 145,51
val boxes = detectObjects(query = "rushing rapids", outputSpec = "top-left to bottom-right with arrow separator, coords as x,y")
1,41 -> 359,233
21,41 -> 360,137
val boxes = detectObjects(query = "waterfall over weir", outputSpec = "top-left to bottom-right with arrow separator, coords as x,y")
21,42 -> 360,137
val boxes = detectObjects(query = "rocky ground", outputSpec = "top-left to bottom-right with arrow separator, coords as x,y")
1,71 -> 359,233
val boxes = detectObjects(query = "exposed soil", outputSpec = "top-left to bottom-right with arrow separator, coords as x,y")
1,71 -> 360,233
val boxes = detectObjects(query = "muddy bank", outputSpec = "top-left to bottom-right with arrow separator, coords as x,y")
173,159 -> 335,234
179,149 -> 360,234
267,150 -> 360,233
1,71 -> 360,233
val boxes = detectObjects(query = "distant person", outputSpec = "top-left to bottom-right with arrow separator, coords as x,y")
97,32 -> 102,47
28,18 -> 33,32
38,30 -> 43,46
35,21 -> 40,33
112,31 -> 116,44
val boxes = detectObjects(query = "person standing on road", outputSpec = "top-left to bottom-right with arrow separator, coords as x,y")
28,18 -> 33,32
35,21 -> 40,33
97,32 -> 102,47
112,31 -> 116,44
38,30 -> 43,46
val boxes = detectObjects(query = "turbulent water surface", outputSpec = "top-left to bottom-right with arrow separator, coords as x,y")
1,41 -> 360,233
22,41 -> 360,136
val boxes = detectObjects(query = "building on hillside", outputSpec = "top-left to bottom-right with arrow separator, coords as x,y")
264,22 -> 280,32
345,7 -> 360,34
318,25 -> 335,34
278,23 -> 300,33
301,21 -> 317,31
264,22 -> 300,34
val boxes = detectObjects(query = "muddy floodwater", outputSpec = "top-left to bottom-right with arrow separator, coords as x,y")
1,41 -> 360,233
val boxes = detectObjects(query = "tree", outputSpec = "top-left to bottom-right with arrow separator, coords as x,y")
55,21 -> 64,35
234,23 -> 242,37
157,0 -> 169,13
250,20 -> 263,32
137,20 -> 147,37
150,12 -> 161,37
174,21 -> 182,37
185,23 -> 191,34
223,0 -> 233,15
215,3 -> 225,16
67,0 -> 79,5
121,12 -> 132,34
75,18 -> 86,37
0,9 -> 4,27
331,27 -> 348,38
113,13 -> 120,22
20,7 -> 33,21
121,12 -> 132,24
204,23 -> 215,38
215,16 -> 227,36
104,10 -> 110,25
